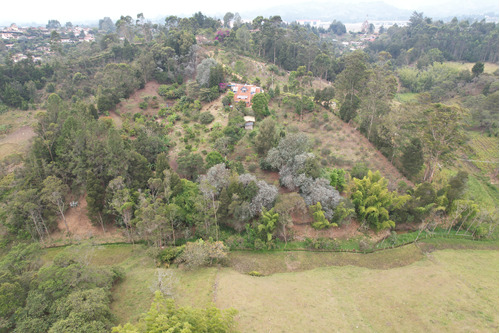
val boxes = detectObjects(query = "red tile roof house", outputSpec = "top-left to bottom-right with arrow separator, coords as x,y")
230,83 -> 263,107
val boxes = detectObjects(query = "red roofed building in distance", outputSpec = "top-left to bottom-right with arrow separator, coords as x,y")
230,83 -> 263,107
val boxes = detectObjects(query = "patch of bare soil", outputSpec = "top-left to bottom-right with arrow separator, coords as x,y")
203,95 -> 229,127
0,125 -> 35,159
291,220 -> 390,243
116,81 -> 162,116
107,111 -> 123,128
293,111 -> 410,189
50,196 -> 125,245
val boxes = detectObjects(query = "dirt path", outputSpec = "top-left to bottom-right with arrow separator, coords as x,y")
50,196 -> 125,245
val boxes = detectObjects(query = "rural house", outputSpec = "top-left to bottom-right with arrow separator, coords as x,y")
230,83 -> 263,107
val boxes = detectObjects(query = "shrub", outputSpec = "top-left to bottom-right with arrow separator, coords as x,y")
305,237 -> 339,250
177,239 -> 228,269
253,239 -> 266,250
139,101 -> 148,110
350,162 -> 369,179
259,158 -> 274,171
359,238 -> 373,253
248,163 -> 258,172
199,112 -> 215,124
225,235 -> 246,250
158,246 -> 185,265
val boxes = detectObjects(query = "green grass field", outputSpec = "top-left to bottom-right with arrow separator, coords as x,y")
446,61 -> 499,74
212,249 -> 498,332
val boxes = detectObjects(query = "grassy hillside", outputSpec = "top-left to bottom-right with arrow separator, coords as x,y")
0,110 -> 36,161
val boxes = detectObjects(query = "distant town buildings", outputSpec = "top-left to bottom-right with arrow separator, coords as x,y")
0,22 -> 95,62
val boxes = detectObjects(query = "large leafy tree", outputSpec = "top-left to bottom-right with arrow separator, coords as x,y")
419,104 -> 466,182
254,117 -> 279,156
177,150 -> 205,180
251,93 -> 270,120
350,170 -> 410,230
336,51 -> 368,112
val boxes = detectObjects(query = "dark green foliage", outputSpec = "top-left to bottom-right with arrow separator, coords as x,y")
254,117 -> 279,156
177,150 -> 205,180
155,152 -> 170,176
132,129 -> 169,165
0,58 -> 53,108
251,93 -> 270,120
127,151 -> 152,190
401,138 -> 424,179
446,171 -> 469,209
200,86 -> 220,102
112,291 -> 237,332
1,245 -> 118,333
350,162 -> 369,179
368,13 -> 499,63
86,171 -> 106,225
331,200 -> 355,226
328,20 -> 346,35
0,243 -> 41,329
392,182 -> 437,224
88,104 -> 99,119
205,151 -> 225,169
97,95 -> 115,112
339,94 -> 360,122
208,64 -> 225,89
199,111 -> 215,124
297,156 -> 321,179
472,62 -> 485,77
157,246 -> 185,265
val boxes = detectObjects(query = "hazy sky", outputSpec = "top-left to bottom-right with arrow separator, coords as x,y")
1,0 -> 497,25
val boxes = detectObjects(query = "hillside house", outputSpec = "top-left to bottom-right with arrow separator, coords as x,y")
230,83 -> 263,107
